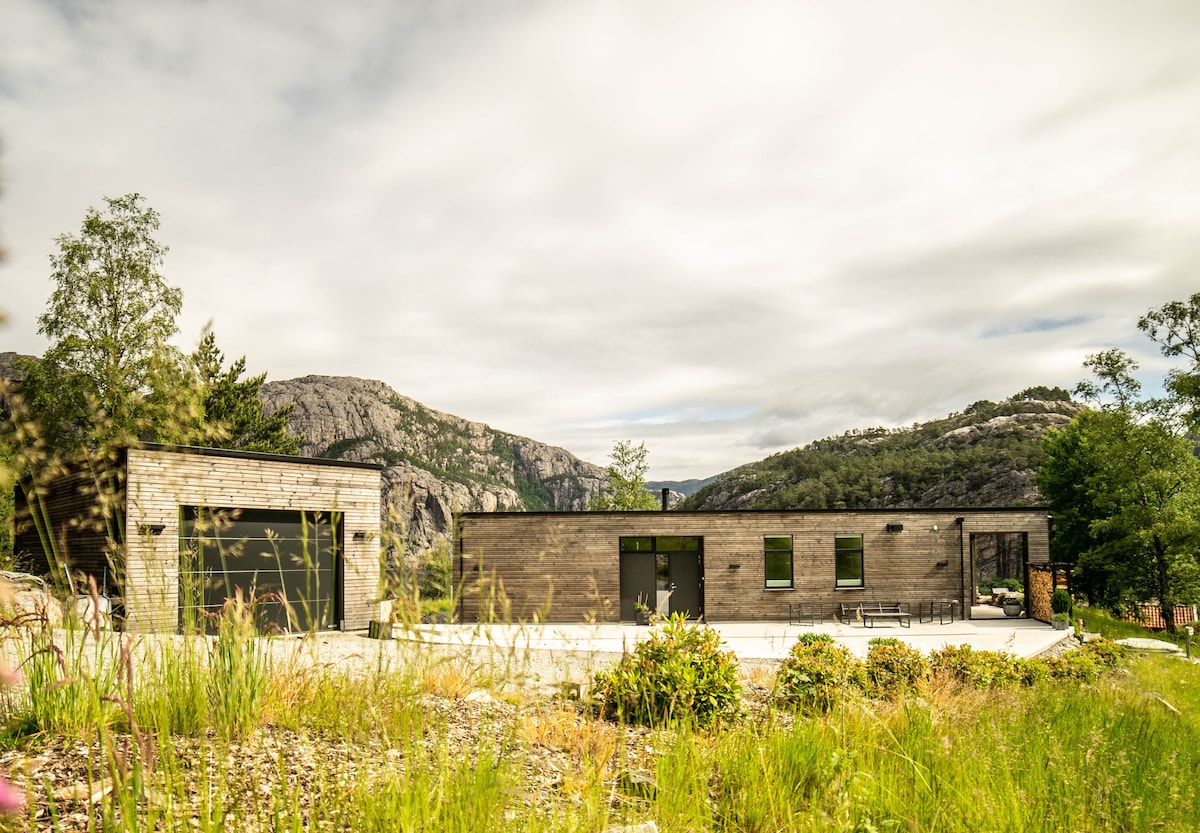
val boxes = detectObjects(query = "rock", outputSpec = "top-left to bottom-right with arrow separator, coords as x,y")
1114,637 -> 1182,654
259,375 -> 606,552
462,689 -> 495,704
0,572 -> 64,627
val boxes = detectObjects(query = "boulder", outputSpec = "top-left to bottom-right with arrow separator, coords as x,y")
0,572 -> 64,627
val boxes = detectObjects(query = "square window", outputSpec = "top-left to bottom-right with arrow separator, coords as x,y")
764,535 -> 793,588
835,534 -> 864,588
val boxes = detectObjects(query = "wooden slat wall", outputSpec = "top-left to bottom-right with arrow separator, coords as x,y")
13,461 -> 125,592
123,448 -> 381,632
456,509 -> 1051,623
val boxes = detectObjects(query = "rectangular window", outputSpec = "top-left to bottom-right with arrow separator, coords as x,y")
620,537 -> 654,553
835,534 -> 864,588
764,535 -> 793,588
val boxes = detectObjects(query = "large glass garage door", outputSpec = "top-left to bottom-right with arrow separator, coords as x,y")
180,507 -> 342,633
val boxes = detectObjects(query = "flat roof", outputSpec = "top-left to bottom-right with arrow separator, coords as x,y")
138,442 -> 384,471
459,507 -> 1049,519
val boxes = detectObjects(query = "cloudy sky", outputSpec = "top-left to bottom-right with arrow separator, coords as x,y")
2,1 -> 1199,479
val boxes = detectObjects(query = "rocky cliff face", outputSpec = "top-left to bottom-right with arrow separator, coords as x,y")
0,353 -> 33,414
260,376 -> 605,550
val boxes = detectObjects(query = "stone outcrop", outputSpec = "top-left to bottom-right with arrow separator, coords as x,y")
260,376 -> 605,551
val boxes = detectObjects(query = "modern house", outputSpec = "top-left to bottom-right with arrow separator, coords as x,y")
14,444 -> 382,633
455,508 -> 1051,623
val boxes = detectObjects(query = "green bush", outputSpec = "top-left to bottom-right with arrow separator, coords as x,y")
1039,650 -> 1101,683
978,577 -> 1023,595
929,645 -> 1024,689
866,637 -> 929,699
592,614 -> 742,727
774,634 -> 866,713
1051,588 -> 1073,615
1080,638 -> 1126,668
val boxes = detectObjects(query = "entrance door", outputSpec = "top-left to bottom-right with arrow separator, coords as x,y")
619,536 -> 703,620
668,552 -> 703,617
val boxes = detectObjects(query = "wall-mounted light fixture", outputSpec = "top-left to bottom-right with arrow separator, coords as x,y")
139,524 -> 165,536
353,531 -> 368,540
727,563 -> 741,570
886,523 -> 904,533
932,524 -> 939,532
935,560 -> 949,568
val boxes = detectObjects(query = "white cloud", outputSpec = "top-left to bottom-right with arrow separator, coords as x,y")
3,0 -> 1200,479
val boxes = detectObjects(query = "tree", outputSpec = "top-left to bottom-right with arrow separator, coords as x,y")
1038,347 -> 1200,631
188,331 -> 302,455
1138,291 -> 1200,433
589,440 -> 661,511
18,194 -> 183,451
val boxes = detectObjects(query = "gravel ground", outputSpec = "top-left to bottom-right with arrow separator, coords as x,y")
0,623 -> 1113,830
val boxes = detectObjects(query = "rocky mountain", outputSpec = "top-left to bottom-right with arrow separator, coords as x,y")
646,476 -> 719,498
0,353 -> 32,413
259,376 -> 605,550
680,389 -> 1084,511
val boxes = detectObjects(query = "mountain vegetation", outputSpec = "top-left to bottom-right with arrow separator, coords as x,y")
259,376 -> 604,550
680,387 -> 1081,511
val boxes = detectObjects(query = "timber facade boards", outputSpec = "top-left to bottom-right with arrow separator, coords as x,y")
455,509 -> 1051,623
15,445 -> 382,632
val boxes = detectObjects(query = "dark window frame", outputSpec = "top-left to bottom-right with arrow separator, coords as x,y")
763,534 -> 793,589
834,533 -> 865,589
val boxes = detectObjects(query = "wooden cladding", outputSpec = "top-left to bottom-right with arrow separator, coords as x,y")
456,509 -> 1051,623
16,446 -> 382,633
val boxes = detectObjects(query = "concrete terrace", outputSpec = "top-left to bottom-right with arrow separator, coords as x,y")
404,606 -> 1071,664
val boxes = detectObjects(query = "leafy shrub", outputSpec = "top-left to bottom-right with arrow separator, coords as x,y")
1039,650 -> 1101,683
774,634 -> 866,712
929,645 -> 1023,689
592,614 -> 741,728
1051,588 -> 1072,615
978,577 -> 1023,595
1080,638 -> 1126,668
1014,657 -> 1049,686
866,638 -> 929,699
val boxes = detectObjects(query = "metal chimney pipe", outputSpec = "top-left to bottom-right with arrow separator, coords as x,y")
661,487 -> 670,511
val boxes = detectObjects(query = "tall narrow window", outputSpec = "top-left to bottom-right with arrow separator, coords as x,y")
764,535 -> 793,588
835,534 -> 864,588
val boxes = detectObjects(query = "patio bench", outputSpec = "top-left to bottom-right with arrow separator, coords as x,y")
854,602 -> 912,628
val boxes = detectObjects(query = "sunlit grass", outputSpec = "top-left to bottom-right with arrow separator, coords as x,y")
0,616 -> 1197,831
1076,604 -> 1188,645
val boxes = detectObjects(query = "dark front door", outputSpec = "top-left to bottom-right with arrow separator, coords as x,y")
668,552 -> 703,617
619,535 -> 703,620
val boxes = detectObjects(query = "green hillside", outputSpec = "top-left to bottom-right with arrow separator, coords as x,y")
680,387 -> 1081,511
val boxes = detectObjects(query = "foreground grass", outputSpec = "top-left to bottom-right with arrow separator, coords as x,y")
0,627 -> 1197,832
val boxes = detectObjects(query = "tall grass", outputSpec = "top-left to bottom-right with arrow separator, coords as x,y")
207,592 -> 268,740
18,621 -> 121,737
1,614 -> 1198,830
